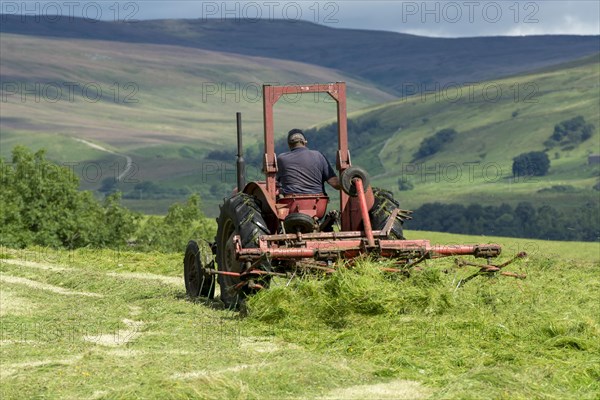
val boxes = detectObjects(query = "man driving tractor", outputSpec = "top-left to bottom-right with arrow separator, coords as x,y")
276,129 -> 341,195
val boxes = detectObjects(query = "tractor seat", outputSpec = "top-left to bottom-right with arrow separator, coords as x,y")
276,193 -> 329,221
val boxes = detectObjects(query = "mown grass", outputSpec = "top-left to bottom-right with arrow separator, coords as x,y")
1,233 -> 598,399
246,256 -> 600,399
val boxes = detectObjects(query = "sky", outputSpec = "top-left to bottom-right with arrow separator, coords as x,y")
3,0 -> 599,37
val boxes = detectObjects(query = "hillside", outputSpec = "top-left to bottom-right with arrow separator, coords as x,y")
1,20 -> 599,216
0,33 -> 392,150
2,16 -> 599,95
307,54 -> 600,215
0,33 -> 394,213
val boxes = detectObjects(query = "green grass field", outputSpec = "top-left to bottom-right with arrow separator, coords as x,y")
1,232 -> 598,399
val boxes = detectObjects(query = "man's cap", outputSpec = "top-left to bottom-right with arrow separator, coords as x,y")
287,128 -> 307,144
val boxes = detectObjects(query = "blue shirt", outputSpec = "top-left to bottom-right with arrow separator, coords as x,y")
276,147 -> 336,195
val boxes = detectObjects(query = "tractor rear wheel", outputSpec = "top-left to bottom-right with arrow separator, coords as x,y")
369,187 -> 405,239
215,193 -> 271,309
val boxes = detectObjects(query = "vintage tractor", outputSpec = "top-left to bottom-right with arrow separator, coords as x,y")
184,83 -> 524,308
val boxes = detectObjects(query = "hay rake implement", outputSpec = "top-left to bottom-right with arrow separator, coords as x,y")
184,83 -> 526,308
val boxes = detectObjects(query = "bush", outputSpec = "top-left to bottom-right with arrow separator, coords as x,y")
546,116 -> 595,148
136,194 -> 216,252
512,151 -> 550,177
0,146 -> 139,248
537,185 -> 577,193
207,149 -> 235,161
397,179 -> 414,191
414,128 -> 457,159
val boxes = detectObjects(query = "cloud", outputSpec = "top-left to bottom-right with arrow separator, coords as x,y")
506,14 -> 600,36
10,0 -> 600,37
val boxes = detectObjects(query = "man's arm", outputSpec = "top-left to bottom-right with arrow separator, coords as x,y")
327,176 -> 340,190
320,152 -> 340,190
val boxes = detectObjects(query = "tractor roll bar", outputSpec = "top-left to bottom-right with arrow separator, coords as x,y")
236,112 -> 245,191
262,83 -> 351,219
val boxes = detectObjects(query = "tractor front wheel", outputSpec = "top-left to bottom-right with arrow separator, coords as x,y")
215,193 -> 271,309
184,240 -> 215,298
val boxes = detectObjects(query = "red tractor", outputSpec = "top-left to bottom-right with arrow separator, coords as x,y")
184,83 -> 521,309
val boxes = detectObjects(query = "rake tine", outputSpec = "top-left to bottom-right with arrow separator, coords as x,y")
500,271 -> 527,279
496,252 -> 528,269
285,270 -> 297,287
199,275 -> 205,298
208,274 -> 216,299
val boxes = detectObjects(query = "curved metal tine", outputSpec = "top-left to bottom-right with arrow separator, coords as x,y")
199,275 -> 206,300
285,270 -> 297,287
208,274 -> 216,300
456,272 -> 479,289
231,293 -> 240,313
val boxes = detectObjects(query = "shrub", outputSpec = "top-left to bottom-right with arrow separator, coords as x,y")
512,151 -> 550,177
414,128 -> 457,159
207,149 -> 235,161
136,194 -> 216,252
537,185 -> 577,193
0,146 -> 139,248
397,179 -> 414,191
546,115 -> 595,148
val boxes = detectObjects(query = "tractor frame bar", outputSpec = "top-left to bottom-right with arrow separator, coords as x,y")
262,83 -> 351,228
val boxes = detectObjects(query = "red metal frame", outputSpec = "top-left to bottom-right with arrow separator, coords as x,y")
224,83 -> 522,287
235,177 -> 502,263
262,83 -> 350,225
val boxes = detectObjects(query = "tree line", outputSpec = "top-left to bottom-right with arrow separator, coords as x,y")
406,201 -> 598,242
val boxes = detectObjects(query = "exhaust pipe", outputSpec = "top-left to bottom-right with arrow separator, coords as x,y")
236,112 -> 245,191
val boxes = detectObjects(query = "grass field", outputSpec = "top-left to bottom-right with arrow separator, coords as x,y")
1,232 -> 598,399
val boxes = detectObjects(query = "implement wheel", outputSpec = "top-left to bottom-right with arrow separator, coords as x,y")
284,213 -> 316,234
369,187 -> 405,239
215,193 -> 271,309
184,240 -> 215,298
340,166 -> 370,197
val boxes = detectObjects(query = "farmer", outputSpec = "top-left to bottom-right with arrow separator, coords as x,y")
276,129 -> 340,195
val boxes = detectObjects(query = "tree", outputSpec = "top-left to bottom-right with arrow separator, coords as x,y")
136,194 -> 216,252
0,146 -> 139,248
99,176 -> 118,194
512,151 -> 550,177
546,115 -> 595,148
405,200 -> 597,242
414,128 -> 457,159
397,179 -> 414,191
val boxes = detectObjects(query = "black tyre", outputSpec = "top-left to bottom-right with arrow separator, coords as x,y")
340,166 -> 370,197
284,213 -> 316,234
369,187 -> 405,239
215,193 -> 271,308
184,240 -> 215,298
